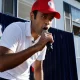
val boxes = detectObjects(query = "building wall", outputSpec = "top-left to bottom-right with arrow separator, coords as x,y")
52,0 -> 64,30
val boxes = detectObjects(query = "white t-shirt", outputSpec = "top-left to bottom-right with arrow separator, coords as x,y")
0,21 -> 46,80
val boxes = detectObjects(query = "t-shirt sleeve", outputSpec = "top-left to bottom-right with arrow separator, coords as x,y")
37,46 -> 47,61
0,23 -> 21,53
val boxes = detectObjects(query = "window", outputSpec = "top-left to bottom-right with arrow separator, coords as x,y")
63,2 -> 80,36
17,0 -> 35,20
2,0 -> 17,17
63,2 -> 72,32
71,7 -> 80,37
71,7 -> 80,24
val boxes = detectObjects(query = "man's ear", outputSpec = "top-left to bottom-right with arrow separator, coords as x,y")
30,12 -> 34,20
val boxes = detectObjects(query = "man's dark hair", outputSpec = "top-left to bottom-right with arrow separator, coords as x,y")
33,10 -> 38,19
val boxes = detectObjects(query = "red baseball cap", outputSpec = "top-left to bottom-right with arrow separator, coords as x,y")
31,0 -> 61,19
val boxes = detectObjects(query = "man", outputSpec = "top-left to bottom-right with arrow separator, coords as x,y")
0,0 -> 60,80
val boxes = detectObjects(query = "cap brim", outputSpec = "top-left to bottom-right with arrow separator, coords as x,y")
54,11 -> 61,19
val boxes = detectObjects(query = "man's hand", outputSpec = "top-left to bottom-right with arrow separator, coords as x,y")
36,31 -> 54,51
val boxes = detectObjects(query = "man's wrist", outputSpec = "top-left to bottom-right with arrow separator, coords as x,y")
34,43 -> 45,51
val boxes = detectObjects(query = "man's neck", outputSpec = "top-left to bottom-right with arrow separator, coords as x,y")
31,32 -> 39,41
31,24 -> 39,40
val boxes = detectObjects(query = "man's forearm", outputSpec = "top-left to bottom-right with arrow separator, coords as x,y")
34,70 -> 44,80
0,44 -> 40,72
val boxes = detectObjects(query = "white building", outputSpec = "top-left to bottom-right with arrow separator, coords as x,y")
0,0 -> 80,79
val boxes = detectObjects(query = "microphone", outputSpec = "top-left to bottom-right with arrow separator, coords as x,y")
47,42 -> 53,50
43,28 -> 53,50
